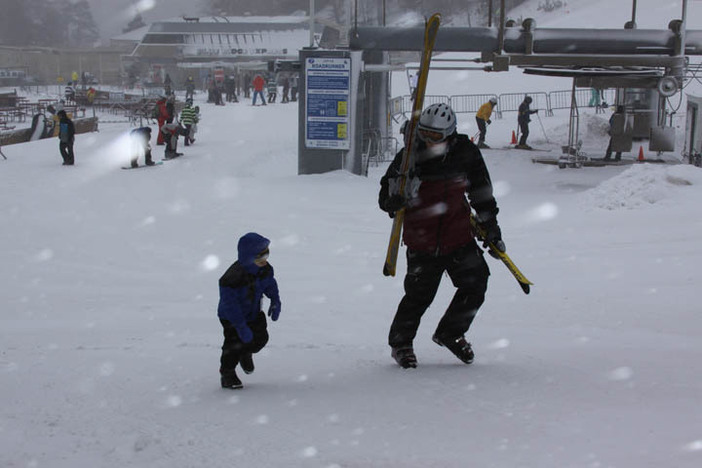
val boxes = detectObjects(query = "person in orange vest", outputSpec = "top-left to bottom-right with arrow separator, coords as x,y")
252,74 -> 266,106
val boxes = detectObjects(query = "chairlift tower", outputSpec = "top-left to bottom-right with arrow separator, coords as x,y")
333,0 -> 700,172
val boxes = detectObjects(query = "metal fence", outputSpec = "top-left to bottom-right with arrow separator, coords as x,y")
391,89 -> 621,120
400,94 -> 450,115
450,94 -> 501,118
549,88 -> 616,110
498,92 -> 552,116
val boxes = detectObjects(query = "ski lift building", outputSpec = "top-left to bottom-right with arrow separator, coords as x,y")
126,16 -> 321,72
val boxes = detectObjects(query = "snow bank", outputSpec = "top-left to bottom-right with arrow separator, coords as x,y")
581,163 -> 702,210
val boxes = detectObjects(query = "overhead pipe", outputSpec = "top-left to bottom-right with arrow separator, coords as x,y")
349,26 -> 702,55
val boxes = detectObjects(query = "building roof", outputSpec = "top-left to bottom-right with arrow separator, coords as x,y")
129,16 -> 319,63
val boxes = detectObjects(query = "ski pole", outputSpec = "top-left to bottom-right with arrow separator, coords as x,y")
536,111 -> 551,144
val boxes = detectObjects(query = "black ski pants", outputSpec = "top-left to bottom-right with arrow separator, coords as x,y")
59,141 -> 74,164
476,117 -> 487,144
219,311 -> 269,376
518,121 -> 530,146
388,242 -> 490,349
604,137 -> 622,160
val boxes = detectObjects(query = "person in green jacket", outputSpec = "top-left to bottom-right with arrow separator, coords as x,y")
180,99 -> 199,146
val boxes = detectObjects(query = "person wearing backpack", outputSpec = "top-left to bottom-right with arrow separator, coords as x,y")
57,110 -> 75,165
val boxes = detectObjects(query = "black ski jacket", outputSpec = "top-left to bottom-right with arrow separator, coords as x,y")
379,134 -> 499,255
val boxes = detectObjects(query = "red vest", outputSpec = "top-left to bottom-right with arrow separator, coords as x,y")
402,175 -> 473,255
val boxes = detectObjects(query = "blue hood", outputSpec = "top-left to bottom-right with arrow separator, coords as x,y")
237,232 -> 270,268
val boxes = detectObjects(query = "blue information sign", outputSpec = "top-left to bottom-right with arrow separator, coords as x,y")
305,57 -> 350,149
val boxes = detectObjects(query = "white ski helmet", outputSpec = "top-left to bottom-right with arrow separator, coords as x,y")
417,103 -> 457,142
489,97 -> 498,105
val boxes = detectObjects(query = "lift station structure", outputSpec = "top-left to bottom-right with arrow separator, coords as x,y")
298,0 -> 702,174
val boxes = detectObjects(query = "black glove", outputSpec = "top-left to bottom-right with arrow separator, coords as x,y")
384,194 -> 406,213
487,119 -> 492,125
479,220 -> 505,259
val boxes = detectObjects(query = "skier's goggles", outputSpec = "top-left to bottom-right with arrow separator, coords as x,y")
255,248 -> 270,261
417,128 -> 447,143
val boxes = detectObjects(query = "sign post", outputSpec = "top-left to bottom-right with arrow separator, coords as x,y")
304,56 -> 350,150
297,49 -> 361,175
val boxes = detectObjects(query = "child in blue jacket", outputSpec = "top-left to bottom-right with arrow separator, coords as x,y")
218,232 -> 281,389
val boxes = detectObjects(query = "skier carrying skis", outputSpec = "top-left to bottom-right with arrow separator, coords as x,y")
378,103 -> 504,369
475,97 -> 497,148
217,232 -> 281,389
516,95 -> 538,149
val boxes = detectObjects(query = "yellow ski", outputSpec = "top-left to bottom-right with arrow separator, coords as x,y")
383,13 -> 441,277
470,214 -> 533,294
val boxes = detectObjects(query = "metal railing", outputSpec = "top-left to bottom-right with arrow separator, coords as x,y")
549,88 -> 616,111
391,89 -> 622,120
450,94 -> 501,118
498,92 -> 552,117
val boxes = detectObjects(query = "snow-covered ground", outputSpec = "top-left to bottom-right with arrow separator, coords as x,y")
2,1 -> 702,467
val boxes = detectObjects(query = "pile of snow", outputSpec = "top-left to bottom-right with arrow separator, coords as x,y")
582,163 -> 702,210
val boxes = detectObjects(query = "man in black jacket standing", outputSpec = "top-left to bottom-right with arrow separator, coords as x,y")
57,110 -> 75,166
378,103 -> 504,369
517,95 -> 538,149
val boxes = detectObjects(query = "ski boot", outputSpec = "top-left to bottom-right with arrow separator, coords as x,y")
432,334 -> 474,364
391,346 -> 418,369
220,371 -> 243,389
240,352 -> 255,374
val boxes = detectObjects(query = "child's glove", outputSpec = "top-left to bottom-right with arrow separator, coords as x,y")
268,300 -> 281,321
236,324 -> 254,343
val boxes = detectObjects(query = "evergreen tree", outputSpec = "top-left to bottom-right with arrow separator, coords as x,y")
69,0 -> 101,47
0,0 -> 32,46
0,0 -> 100,47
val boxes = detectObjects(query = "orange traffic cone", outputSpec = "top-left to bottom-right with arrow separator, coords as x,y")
638,146 -> 645,162
511,130 -> 517,145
